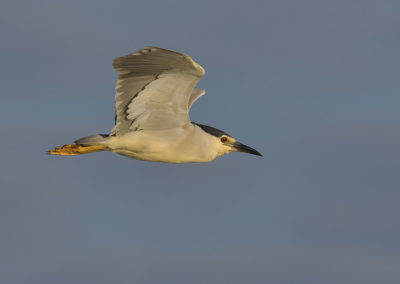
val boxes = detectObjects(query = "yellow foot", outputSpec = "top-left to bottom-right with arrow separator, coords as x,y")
47,144 -> 107,155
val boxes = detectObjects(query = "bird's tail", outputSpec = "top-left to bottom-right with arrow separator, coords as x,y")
48,134 -> 108,156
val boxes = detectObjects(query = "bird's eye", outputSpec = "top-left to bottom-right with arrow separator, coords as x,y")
220,137 -> 228,143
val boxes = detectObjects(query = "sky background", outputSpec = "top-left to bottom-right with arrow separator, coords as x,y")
1,0 -> 400,283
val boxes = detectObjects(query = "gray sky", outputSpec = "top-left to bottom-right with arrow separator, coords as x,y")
1,0 -> 400,283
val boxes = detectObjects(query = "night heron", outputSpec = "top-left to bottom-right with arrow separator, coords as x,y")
48,47 -> 262,163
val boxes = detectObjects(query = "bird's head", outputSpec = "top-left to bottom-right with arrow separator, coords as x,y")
194,123 -> 262,158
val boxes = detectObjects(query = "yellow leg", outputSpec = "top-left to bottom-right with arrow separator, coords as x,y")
48,144 -> 107,155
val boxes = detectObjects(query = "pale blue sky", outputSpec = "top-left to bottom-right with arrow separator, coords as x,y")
1,0 -> 400,283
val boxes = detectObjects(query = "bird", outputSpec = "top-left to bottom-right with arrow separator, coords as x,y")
48,46 -> 262,163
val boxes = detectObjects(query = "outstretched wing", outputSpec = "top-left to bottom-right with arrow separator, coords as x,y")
111,46 -> 205,135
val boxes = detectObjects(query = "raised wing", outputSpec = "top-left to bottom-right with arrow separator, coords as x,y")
111,46 -> 205,135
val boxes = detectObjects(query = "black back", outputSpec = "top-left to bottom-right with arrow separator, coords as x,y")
192,122 -> 230,137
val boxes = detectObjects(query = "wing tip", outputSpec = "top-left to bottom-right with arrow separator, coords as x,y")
113,46 -> 205,76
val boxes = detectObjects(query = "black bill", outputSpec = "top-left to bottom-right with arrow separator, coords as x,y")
234,141 -> 263,156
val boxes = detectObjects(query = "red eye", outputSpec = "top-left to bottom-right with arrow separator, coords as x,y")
220,137 -> 228,143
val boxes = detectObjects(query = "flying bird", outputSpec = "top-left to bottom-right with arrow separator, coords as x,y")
48,47 -> 262,163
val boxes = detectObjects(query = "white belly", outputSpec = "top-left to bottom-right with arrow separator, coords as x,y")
104,127 -> 216,163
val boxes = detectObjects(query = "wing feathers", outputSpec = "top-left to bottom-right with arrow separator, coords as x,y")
188,88 -> 206,109
113,46 -> 205,77
112,75 -> 155,135
111,47 -> 206,135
